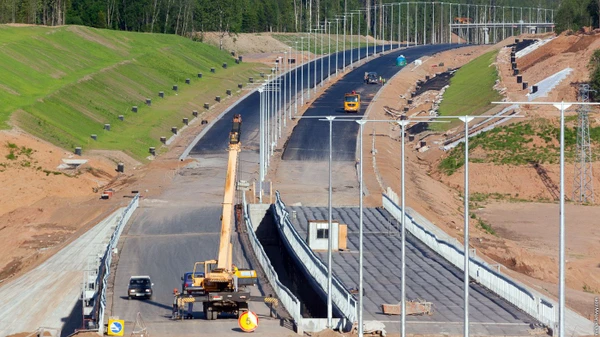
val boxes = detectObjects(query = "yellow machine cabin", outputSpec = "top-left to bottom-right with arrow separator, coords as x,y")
344,91 -> 361,113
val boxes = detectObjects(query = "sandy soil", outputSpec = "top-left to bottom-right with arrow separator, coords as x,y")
4,31 -> 600,335
360,31 -> 600,319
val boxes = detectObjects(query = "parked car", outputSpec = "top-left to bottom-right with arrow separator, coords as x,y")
128,275 -> 153,300
181,271 -> 205,293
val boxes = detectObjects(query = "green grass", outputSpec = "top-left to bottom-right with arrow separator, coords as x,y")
438,118 -> 600,175
0,25 -> 266,160
433,50 -> 502,131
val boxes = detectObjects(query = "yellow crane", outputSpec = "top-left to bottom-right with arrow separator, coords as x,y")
173,114 -> 274,321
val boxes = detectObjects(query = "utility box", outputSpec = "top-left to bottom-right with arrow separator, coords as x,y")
338,224 -> 347,250
308,220 -> 347,251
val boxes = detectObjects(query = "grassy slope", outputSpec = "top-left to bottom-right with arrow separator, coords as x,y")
0,25 -> 266,160
433,50 -> 501,131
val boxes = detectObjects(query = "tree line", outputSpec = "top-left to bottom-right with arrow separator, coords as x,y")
0,0 -> 559,37
555,0 -> 600,33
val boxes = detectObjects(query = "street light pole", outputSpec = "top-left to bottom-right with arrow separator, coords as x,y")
321,24 -> 324,86
459,116 -> 474,337
335,18 -> 340,76
314,27 -> 318,94
258,86 -> 264,203
295,41 -> 298,114
398,119 -> 408,337
326,115 -> 335,329
289,46 -> 292,120
343,15 -> 347,72
350,13 -> 354,67
307,31 -> 311,100
356,119 -> 366,337
328,21 -> 332,82
283,52 -> 287,128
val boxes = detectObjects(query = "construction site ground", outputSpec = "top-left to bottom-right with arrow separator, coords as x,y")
2,31 -> 600,336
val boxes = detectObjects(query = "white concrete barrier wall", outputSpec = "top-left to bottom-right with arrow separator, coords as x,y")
242,194 -> 304,334
273,191 -> 358,325
382,192 -> 585,332
97,194 -> 140,333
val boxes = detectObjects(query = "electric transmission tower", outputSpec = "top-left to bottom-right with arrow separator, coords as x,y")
573,84 -> 595,204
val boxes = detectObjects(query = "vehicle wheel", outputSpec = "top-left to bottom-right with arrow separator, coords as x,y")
128,296 -> 132,300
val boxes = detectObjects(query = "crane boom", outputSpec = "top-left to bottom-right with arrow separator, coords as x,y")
216,114 -> 242,269
175,114 -> 263,321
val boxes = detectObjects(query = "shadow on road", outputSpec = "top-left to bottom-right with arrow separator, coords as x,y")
60,299 -> 82,337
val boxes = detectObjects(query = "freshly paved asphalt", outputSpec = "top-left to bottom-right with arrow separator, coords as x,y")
112,44 -> 484,335
283,44 -> 463,161
288,206 -> 537,335
189,43 -> 462,161
190,44 -> 400,155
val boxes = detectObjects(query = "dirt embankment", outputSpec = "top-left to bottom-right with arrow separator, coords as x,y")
365,32 -> 600,319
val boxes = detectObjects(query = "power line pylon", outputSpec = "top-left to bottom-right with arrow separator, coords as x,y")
573,84 -> 595,204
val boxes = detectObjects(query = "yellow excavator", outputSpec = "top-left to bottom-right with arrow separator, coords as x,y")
172,114 -> 275,320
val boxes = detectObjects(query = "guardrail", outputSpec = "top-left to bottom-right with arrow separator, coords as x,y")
272,191 -> 357,326
381,191 -> 558,328
241,193 -> 304,334
94,194 -> 140,333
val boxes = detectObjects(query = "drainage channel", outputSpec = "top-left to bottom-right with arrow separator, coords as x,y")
254,206 -> 329,318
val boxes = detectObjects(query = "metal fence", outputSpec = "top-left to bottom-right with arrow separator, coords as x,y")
273,191 -> 358,325
94,194 -> 140,333
381,192 -> 557,328
241,193 -> 304,334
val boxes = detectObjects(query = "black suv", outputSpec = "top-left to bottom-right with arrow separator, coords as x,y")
127,276 -> 153,300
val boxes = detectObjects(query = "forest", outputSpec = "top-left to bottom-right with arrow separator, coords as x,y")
0,0 -> 563,37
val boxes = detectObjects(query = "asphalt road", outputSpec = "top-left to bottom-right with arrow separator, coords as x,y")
110,44 -> 467,335
189,45 -> 396,155
283,44 -> 461,161
109,153 -> 287,335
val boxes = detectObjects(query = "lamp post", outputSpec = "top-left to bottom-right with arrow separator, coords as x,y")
335,18 -> 340,76
307,31 -> 311,101
349,12 -> 354,66
300,36 -> 305,105
283,52 -> 287,128
411,113 -> 523,337
294,41 -> 298,114
293,114 -> 362,328
326,115 -> 334,328
492,100 -> 600,337
289,46 -> 292,120
321,24 -> 324,87
258,86 -> 264,203
328,21 -> 332,82
343,15 -> 347,72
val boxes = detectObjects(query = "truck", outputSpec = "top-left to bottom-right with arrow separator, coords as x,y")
172,114 -> 276,321
344,91 -> 361,113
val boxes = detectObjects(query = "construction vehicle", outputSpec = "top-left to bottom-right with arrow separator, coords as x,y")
454,17 -> 472,24
344,91 -> 361,113
172,114 -> 277,321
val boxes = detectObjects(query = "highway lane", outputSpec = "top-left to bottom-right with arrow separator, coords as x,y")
282,44 -> 461,161
109,153 -> 287,335
189,44 -> 395,155
109,44 -> 462,332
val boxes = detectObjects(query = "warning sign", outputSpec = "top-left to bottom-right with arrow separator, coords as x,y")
238,311 -> 259,332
